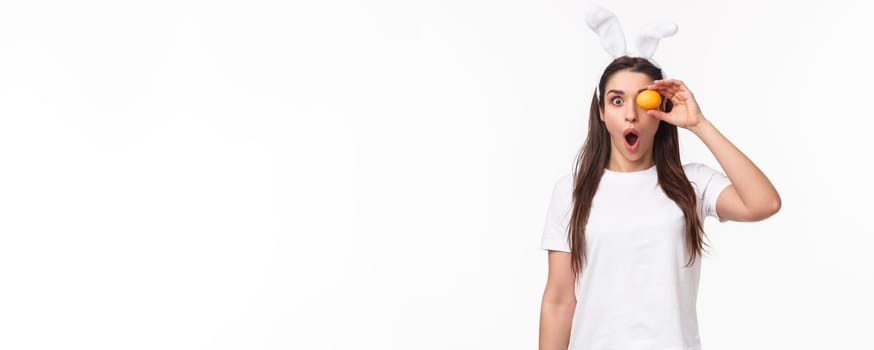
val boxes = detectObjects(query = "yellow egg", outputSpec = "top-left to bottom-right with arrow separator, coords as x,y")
636,90 -> 662,110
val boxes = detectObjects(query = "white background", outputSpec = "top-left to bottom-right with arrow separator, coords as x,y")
1,0 -> 871,349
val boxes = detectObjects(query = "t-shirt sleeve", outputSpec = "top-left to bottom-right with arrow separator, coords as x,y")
686,162 -> 732,223
540,175 -> 572,252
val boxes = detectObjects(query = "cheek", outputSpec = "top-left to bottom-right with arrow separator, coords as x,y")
604,112 -> 624,130
602,109 -> 617,122
604,106 -> 634,121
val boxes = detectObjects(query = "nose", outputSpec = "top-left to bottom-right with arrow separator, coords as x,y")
625,104 -> 639,123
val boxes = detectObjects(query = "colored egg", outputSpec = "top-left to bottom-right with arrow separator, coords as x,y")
637,90 -> 662,110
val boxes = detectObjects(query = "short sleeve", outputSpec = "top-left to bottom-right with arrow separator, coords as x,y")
540,174 -> 573,252
684,162 -> 732,223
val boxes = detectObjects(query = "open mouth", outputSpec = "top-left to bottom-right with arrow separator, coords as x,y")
623,129 -> 639,147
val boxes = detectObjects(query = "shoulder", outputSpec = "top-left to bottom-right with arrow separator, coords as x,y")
557,171 -> 574,186
547,172 -> 575,203
682,162 -> 719,180
553,172 -> 575,192
681,162 -> 721,192
682,162 -> 706,174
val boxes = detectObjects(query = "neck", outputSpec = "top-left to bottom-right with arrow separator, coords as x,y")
606,151 -> 655,172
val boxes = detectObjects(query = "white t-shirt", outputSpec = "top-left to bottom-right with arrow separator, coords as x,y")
540,162 -> 732,350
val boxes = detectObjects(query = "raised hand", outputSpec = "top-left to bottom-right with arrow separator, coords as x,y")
645,79 -> 705,131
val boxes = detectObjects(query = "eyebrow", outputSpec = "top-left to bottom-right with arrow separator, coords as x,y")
606,88 -> 649,96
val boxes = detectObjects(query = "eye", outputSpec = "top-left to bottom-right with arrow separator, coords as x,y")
610,97 -> 623,105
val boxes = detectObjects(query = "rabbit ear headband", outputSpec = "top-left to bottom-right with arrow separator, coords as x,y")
584,3 -> 678,96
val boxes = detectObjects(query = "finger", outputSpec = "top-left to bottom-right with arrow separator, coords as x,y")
653,79 -> 679,88
671,81 -> 692,96
651,80 -> 677,95
647,109 -> 667,121
656,87 -> 676,100
647,83 -> 672,94
646,85 -> 665,95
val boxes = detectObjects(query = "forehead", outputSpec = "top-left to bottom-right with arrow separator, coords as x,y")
605,70 -> 654,92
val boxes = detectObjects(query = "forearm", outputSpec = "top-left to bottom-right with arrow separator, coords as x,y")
690,118 -> 781,212
539,301 -> 575,350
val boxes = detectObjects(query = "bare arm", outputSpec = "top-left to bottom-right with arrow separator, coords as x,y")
539,250 -> 576,350
690,119 -> 781,221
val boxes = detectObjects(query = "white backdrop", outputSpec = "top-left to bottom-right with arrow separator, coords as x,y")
1,0 -> 871,349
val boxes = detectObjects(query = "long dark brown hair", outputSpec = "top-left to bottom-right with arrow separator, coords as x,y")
567,56 -> 708,281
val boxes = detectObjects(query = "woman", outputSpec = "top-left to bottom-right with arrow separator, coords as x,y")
538,56 -> 781,350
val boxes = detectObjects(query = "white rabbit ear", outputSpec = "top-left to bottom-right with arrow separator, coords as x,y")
629,21 -> 678,59
583,2 -> 627,58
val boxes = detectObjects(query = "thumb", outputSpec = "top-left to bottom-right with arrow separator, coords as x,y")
647,109 -> 667,121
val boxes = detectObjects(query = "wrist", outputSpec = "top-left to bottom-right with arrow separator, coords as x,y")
689,117 -> 711,136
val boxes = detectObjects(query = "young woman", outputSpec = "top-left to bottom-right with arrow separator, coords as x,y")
538,56 -> 781,350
